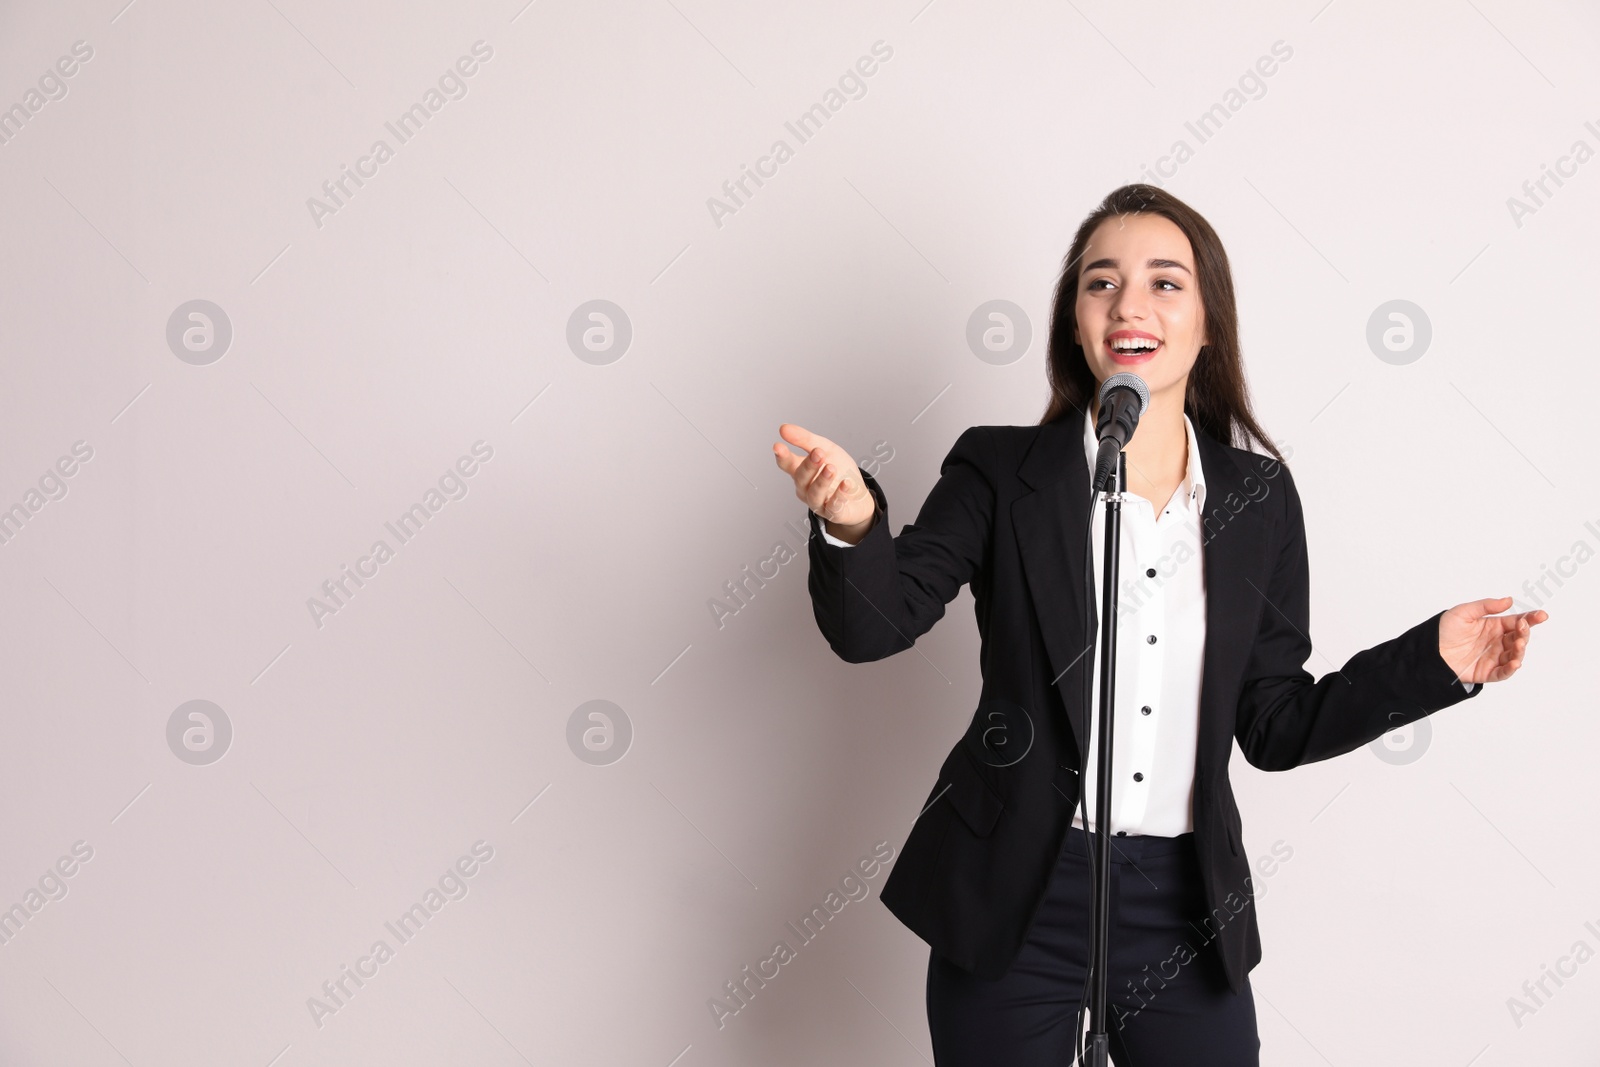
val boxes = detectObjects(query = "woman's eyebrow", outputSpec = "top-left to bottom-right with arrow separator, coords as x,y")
1083,257 -> 1193,275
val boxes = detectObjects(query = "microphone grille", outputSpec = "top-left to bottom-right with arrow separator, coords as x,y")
1099,372 -> 1150,414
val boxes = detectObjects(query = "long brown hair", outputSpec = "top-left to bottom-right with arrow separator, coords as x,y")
1039,183 -> 1283,463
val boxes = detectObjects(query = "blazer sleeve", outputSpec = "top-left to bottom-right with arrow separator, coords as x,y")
805,425 -> 996,663
1234,463 -> 1482,771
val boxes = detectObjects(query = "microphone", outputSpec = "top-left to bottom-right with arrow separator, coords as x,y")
1091,372 -> 1150,491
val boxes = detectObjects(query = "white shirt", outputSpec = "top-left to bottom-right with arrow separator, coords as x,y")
1072,411 -> 1207,838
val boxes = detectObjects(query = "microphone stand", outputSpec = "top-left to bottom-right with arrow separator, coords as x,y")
1085,448 -> 1125,1067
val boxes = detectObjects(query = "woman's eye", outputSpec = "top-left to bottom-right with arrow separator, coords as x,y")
1087,277 -> 1180,292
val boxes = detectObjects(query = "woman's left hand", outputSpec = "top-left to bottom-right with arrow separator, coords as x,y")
1439,596 -> 1549,684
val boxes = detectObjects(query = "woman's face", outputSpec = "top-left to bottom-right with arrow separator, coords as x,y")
1073,212 -> 1207,407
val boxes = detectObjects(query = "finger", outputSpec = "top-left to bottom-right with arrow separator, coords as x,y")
806,461 -> 846,515
819,467 -> 870,520
777,428 -> 828,480
818,478 -> 852,522
1458,595 -> 1515,621
1494,613 -> 1526,634
779,423 -> 832,455
776,435 -> 834,480
783,445 -> 831,499
835,472 -> 868,507
773,441 -> 805,477
800,448 -> 837,496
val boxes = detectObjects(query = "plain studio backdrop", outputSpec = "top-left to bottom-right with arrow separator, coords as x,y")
0,0 -> 1595,1063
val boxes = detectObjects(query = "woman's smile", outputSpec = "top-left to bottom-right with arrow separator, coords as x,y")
1105,329 -> 1162,365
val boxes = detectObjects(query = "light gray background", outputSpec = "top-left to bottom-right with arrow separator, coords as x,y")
1,0 -> 1594,1064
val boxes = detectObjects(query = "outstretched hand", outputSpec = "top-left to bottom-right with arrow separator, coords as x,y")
1439,597 -> 1548,684
772,424 -> 877,538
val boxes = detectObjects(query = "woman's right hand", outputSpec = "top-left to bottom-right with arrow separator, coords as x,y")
773,424 -> 877,543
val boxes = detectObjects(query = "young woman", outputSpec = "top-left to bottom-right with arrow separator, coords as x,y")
772,184 -> 1546,1065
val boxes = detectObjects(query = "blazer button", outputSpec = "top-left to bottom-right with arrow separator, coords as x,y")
1141,706 -> 1151,715
1133,772 -> 1143,782
1145,568 -> 1155,577
1147,635 -> 1157,644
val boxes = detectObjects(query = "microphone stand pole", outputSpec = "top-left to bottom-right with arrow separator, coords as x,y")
1085,449 -> 1125,1067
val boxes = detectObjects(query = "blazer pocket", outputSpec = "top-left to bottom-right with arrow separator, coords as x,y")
938,743 -> 1006,838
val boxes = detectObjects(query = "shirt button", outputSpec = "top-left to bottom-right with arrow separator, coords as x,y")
1141,705 -> 1152,715
1133,772 -> 1144,782
1147,634 -> 1157,644
1116,830 -> 1127,837
1145,568 -> 1156,578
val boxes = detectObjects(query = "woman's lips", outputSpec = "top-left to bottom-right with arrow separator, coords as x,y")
1104,338 -> 1160,365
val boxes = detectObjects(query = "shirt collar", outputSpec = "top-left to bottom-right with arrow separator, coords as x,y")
1082,408 -> 1208,512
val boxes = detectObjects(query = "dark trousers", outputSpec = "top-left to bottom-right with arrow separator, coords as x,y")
926,828 -> 1260,1065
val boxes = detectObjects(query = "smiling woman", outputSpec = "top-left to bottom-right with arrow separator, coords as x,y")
775,182 -> 1548,1067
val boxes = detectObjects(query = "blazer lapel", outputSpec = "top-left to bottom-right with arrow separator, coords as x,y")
1012,405 -> 1272,769
1013,405 -> 1094,753
1191,426 -> 1272,771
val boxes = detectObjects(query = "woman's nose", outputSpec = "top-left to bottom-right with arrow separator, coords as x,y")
1111,292 -> 1150,322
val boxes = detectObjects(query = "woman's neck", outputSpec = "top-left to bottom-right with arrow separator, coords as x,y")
1090,388 -> 1189,491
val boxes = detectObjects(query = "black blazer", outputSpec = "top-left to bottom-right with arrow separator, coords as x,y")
804,404 -> 1480,995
